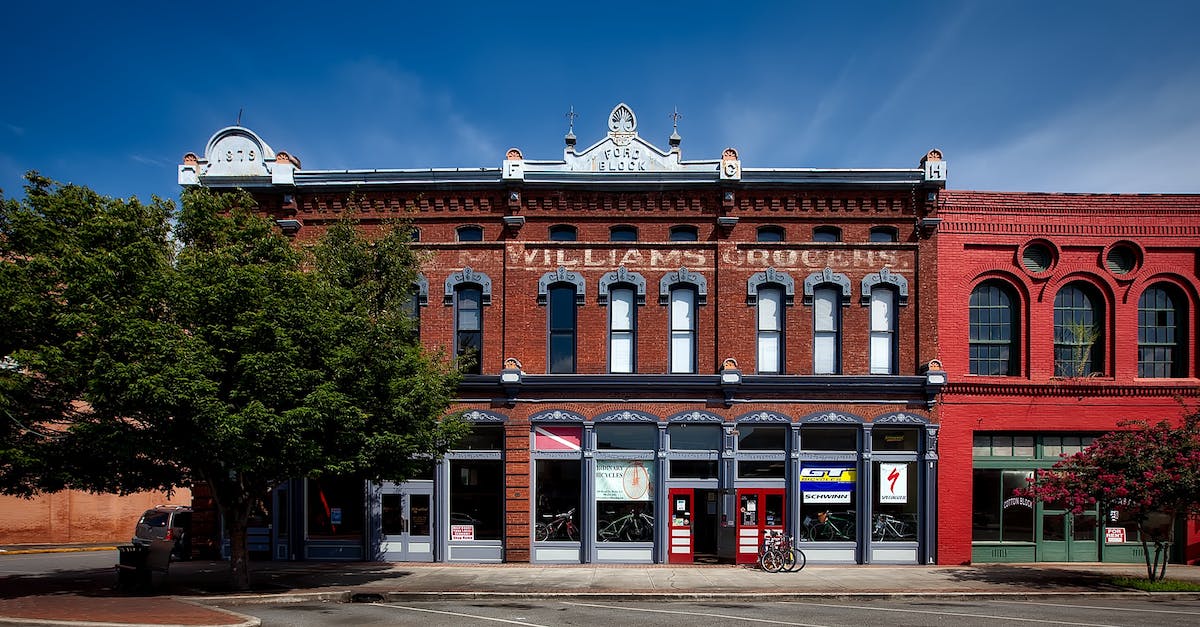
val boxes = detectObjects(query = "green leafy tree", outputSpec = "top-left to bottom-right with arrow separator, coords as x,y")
1,176 -> 466,590
1018,411 -> 1200,581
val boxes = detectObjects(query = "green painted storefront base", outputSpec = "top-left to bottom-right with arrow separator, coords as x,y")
972,542 -> 1145,563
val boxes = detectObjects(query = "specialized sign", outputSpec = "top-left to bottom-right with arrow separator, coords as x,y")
450,525 -> 475,541
1105,527 -> 1127,544
879,463 -> 908,503
595,460 -> 655,501
534,425 -> 581,451
800,464 -> 857,504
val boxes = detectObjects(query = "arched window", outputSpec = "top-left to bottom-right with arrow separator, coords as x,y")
549,225 -> 577,241
869,226 -> 898,243
610,225 -> 638,242
813,287 -> 841,374
757,286 -> 784,373
813,226 -> 841,242
669,225 -> 698,242
456,225 -> 483,242
757,226 -> 785,243
609,287 -> 636,373
548,285 -> 576,373
1138,284 -> 1187,378
869,287 -> 897,374
455,286 -> 483,374
969,281 -> 1019,376
1053,282 -> 1105,377
670,287 -> 697,373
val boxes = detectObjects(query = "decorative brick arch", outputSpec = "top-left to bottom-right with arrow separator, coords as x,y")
443,267 -> 493,305
659,267 -> 708,305
537,266 -> 586,305
598,266 -> 647,305
746,267 -> 795,306
803,267 -> 851,306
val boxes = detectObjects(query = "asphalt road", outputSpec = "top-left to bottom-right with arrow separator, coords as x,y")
225,597 -> 1200,627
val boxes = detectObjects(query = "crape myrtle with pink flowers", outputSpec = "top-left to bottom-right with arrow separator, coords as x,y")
1018,410 -> 1200,581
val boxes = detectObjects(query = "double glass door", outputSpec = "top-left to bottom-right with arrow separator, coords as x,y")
381,483 -> 434,562
1040,505 -> 1098,561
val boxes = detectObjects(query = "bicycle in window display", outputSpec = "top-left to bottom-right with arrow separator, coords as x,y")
804,510 -> 856,541
872,513 -> 915,541
596,508 -> 654,542
535,508 -> 579,542
757,530 -> 806,573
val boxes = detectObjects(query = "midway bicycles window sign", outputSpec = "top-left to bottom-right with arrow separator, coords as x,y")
800,464 -> 856,503
595,460 -> 655,501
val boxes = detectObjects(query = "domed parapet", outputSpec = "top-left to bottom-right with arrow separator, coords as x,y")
179,126 -> 293,186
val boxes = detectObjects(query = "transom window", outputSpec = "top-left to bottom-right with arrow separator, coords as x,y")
669,225 -> 699,242
969,281 -> 1019,376
1053,282 -> 1104,377
457,225 -> 483,242
1138,284 -> 1186,378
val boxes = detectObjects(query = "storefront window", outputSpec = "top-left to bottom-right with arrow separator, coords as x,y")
668,424 -> 721,450
455,424 -> 505,450
802,427 -> 858,451
595,459 -> 655,543
306,477 -> 364,540
872,428 -> 918,452
737,460 -> 786,479
972,469 -> 1034,543
737,425 -> 786,450
535,460 -> 581,541
872,461 -> 918,542
596,424 -> 657,450
800,462 -> 858,542
449,459 -> 503,540
670,460 -> 719,479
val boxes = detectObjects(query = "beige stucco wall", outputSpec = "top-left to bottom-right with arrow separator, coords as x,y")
0,489 -> 191,545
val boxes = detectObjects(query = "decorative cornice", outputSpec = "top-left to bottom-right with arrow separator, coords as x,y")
944,381 -> 1200,398
530,409 -> 586,423
537,266 -> 586,305
803,267 -> 852,306
659,267 -> 708,305
734,411 -> 792,424
414,273 -> 428,307
861,267 -> 909,306
873,411 -> 929,425
798,411 -> 863,424
598,266 -> 647,305
443,267 -> 493,305
593,409 -> 660,423
460,409 -> 508,423
667,410 -> 724,423
746,267 -> 796,306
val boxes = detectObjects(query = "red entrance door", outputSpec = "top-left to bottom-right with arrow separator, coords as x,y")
735,488 -> 785,564
667,489 -> 694,563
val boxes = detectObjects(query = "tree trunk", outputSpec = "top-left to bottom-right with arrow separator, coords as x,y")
224,505 -> 252,591
1138,521 -> 1155,581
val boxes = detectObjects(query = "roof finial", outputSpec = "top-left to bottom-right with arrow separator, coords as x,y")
669,106 -> 682,148
236,107 -> 243,127
565,105 -> 577,147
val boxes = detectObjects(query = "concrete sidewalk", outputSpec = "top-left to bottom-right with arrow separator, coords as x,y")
2,550 -> 1199,627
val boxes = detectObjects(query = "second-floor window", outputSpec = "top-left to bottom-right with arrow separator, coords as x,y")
969,281 -> 1019,376
757,286 -> 784,373
869,287 -> 897,374
670,287 -> 697,373
1138,284 -> 1185,378
548,285 -> 576,373
813,287 -> 841,374
609,287 -> 636,373
455,286 -> 483,374
1053,282 -> 1104,377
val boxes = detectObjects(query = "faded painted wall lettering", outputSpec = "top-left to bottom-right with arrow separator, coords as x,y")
502,248 -> 905,270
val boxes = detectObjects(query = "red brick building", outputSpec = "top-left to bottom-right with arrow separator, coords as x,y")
936,191 -> 1200,565
181,103 -> 947,564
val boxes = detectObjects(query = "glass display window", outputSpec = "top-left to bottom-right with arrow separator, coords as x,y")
872,461 -> 918,542
596,423 -> 657,450
535,460 -> 581,542
449,459 -> 504,541
306,477 -> 364,540
595,459 -> 656,543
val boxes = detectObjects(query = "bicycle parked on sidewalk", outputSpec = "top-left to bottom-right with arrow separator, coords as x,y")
757,530 -> 806,573
535,508 -> 578,542
804,510 -> 856,541
597,509 -> 654,542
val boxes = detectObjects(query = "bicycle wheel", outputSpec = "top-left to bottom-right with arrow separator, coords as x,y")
759,549 -> 784,573
809,522 -> 835,541
535,523 -> 551,542
565,522 -> 578,542
785,548 -> 806,572
597,519 -> 618,542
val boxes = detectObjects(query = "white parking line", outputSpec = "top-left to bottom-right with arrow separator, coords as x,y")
373,602 -> 552,626
562,601 -> 830,626
785,601 -> 1119,627
991,599 -> 1200,616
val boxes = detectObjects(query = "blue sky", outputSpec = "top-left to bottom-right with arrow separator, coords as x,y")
2,1 -> 1198,205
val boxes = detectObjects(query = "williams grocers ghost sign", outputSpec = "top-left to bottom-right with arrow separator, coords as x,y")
595,460 -> 655,501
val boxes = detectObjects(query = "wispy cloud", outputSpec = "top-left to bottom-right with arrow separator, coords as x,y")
952,75 -> 1200,192
130,154 -> 170,167
4,123 -> 24,136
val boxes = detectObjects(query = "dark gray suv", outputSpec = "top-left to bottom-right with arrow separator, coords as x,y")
132,505 -> 193,561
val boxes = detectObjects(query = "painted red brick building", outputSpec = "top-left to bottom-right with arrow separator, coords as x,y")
180,103 -> 947,564
935,191 -> 1200,565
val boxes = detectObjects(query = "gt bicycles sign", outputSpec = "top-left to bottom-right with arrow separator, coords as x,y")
800,464 -> 856,504
595,460 -> 655,501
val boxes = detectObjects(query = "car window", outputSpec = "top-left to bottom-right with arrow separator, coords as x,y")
140,512 -> 170,527
174,513 -> 191,527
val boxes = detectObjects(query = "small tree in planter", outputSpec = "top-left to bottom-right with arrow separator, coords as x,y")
1018,411 -> 1200,581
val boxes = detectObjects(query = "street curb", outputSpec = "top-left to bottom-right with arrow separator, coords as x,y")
0,598 -> 260,627
0,547 -> 117,555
